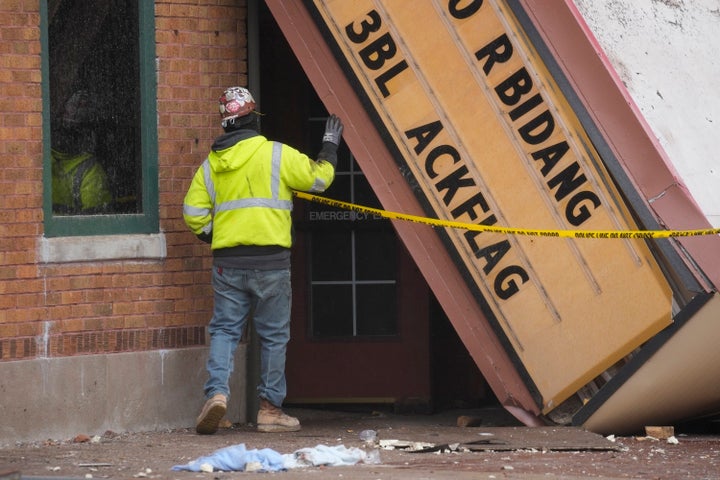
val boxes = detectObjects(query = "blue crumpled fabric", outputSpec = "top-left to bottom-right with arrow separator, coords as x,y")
172,443 -> 371,472
171,443 -> 285,472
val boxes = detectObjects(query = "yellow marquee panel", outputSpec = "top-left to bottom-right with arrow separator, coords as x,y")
310,0 -> 672,412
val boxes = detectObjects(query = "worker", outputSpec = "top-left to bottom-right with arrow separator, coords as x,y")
183,86 -> 343,434
51,90 -> 112,214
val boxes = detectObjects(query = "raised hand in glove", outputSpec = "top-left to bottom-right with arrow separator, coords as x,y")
322,114 -> 344,146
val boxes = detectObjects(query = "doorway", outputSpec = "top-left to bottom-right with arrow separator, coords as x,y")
254,1 -> 488,411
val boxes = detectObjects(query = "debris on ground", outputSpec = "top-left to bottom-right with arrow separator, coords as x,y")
379,439 -> 437,452
645,425 -> 674,439
457,415 -> 484,427
171,443 -> 376,473
3,407 -> 719,479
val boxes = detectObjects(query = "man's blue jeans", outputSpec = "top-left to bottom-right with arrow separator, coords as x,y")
204,266 -> 291,407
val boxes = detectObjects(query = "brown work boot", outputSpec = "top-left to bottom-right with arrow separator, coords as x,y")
195,393 -> 227,435
257,398 -> 301,432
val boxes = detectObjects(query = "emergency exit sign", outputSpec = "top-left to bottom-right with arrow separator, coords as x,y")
306,0 -> 672,413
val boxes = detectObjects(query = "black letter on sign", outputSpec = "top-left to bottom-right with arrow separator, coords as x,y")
547,162 -> 586,201
405,120 -> 444,155
474,239 -> 510,274
345,10 -> 382,43
509,93 -> 544,121
565,190 -> 601,226
425,144 -> 460,179
448,0 -> 483,19
435,165 -> 476,206
495,265 -> 529,299
375,60 -> 409,98
495,67 -> 532,107
518,110 -> 555,145
531,141 -> 569,176
451,191 -> 491,220
359,32 -> 398,70
475,34 -> 513,74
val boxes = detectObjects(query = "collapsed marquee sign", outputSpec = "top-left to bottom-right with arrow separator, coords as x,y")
300,0 -> 673,415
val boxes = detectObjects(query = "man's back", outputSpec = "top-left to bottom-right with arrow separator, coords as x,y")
185,130 -> 335,251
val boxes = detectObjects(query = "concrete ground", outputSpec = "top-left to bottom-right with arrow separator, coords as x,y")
2,405 -> 719,479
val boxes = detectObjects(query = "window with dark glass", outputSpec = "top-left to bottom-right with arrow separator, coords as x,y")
43,0 -> 157,236
305,118 -> 398,338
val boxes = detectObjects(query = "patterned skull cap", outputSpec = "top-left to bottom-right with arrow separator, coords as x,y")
219,87 -> 256,127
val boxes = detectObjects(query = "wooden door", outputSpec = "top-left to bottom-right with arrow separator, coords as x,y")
257,1 -> 431,407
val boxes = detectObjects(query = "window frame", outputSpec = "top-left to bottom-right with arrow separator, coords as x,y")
40,0 -> 158,237
307,145 -> 398,338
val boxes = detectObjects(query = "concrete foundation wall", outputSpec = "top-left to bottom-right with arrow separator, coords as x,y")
0,346 -> 247,446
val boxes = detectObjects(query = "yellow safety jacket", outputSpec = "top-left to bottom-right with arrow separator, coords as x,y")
183,134 -> 335,250
51,149 -> 112,214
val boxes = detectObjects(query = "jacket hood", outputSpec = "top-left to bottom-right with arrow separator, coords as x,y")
209,130 -> 265,173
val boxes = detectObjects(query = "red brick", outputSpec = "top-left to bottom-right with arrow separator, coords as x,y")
124,315 -> 148,329
0,0 -> 247,361
0,323 -> 17,337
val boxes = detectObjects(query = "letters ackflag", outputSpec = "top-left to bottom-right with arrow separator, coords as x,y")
306,0 -> 673,413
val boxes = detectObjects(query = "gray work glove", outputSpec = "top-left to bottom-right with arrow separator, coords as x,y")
322,114 -> 344,146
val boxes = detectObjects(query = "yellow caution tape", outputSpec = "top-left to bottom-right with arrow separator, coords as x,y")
294,191 -> 720,239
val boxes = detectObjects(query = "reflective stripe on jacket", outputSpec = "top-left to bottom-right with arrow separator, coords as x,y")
51,149 -> 112,213
183,134 -> 335,250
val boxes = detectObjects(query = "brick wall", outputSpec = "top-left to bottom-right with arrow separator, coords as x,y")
0,1 -> 248,361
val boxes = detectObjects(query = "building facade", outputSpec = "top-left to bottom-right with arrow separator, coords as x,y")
2,0 -> 477,444
3,0 -> 719,444
1,0 -> 251,443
